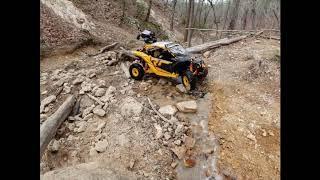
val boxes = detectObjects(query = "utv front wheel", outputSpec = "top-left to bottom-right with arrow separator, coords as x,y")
129,63 -> 144,80
182,70 -> 196,91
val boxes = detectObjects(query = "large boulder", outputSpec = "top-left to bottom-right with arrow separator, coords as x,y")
158,105 -> 177,116
176,100 -> 197,113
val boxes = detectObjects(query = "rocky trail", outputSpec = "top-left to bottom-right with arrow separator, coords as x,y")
40,36 -> 280,180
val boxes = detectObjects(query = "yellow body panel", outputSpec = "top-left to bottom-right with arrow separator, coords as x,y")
132,51 -> 179,78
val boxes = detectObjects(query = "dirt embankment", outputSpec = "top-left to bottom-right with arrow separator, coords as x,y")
40,0 -> 172,58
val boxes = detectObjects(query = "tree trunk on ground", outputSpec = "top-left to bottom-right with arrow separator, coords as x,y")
170,0 -> 178,31
228,0 -> 241,30
251,0 -> 257,30
186,31 -> 263,54
184,0 -> 191,42
187,0 -> 195,47
40,95 -> 76,159
145,0 -> 152,22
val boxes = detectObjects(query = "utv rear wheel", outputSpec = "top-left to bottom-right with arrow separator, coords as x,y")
182,70 -> 196,91
129,63 -> 144,80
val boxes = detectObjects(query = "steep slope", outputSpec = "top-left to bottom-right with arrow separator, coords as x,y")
40,0 -> 174,58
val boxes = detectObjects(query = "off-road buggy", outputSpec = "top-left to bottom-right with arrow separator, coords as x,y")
129,30 -> 208,91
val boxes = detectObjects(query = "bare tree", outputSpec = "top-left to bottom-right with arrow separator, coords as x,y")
197,0 -> 205,27
187,0 -> 195,47
221,0 -> 231,37
208,0 -> 220,37
202,6 -> 211,28
250,0 -> 256,30
242,7 -> 248,30
184,0 -> 191,42
272,8 -> 279,28
170,0 -> 178,31
119,0 -> 126,26
145,0 -> 152,22
228,0 -> 241,30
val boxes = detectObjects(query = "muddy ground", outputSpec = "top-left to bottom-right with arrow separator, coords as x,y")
40,37 -> 280,180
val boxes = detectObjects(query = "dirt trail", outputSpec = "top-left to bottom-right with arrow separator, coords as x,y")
206,37 -> 280,179
40,37 -> 280,179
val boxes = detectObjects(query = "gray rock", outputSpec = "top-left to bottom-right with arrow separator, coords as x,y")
43,106 -> 50,113
62,86 -> 71,94
94,88 -> 106,97
176,101 -> 197,113
68,123 -> 75,131
158,78 -> 167,85
174,140 -> 181,146
77,121 -> 87,133
169,116 -> 179,124
164,132 -> 171,140
176,84 -> 186,93
171,161 -> 178,168
94,139 -> 108,152
72,77 -> 84,85
89,148 -> 98,156
89,73 -> 96,78
94,122 -> 106,132
53,77 -> 68,87
81,85 -> 92,93
97,79 -> 106,87
106,86 -> 116,95
158,105 -> 177,116
83,113 -> 94,121
163,123 -> 169,128
100,86 -> 116,103
171,146 -> 186,159
184,136 -> 195,149
154,123 -> 163,139
175,123 -> 184,135
203,51 -> 211,58
102,103 -> 109,111
49,139 -> 60,152
93,108 -> 106,117
80,95 -> 94,108
82,106 -> 94,118
41,91 -> 48,95
41,95 -> 56,108
40,114 -> 47,122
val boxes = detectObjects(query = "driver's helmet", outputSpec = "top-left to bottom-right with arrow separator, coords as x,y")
137,30 -> 157,43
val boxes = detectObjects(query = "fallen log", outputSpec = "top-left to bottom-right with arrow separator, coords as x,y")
259,35 -> 280,40
186,35 -> 248,54
186,31 -> 264,54
147,98 -> 172,124
40,95 -> 76,159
